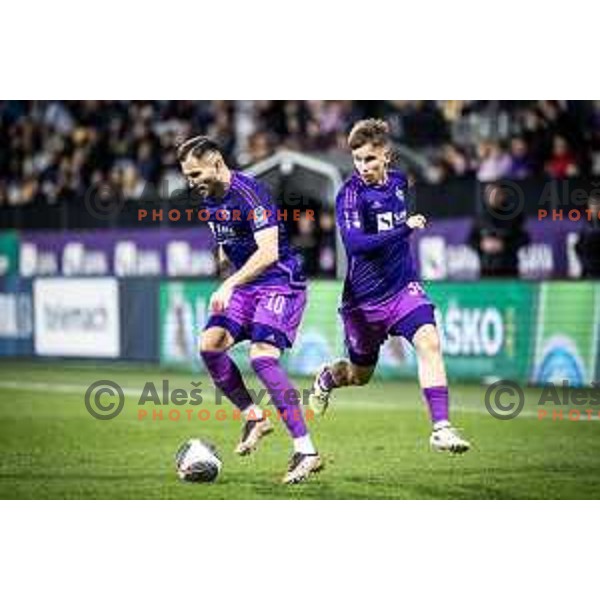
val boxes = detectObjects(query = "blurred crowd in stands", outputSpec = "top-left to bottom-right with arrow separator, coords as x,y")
422,100 -> 600,183
2,100 -> 600,208
2,100 -> 600,279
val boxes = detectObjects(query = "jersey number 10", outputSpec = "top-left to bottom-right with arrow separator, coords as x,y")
265,293 -> 285,315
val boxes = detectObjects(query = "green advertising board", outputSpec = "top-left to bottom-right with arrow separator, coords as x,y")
287,281 -> 344,375
434,281 -> 536,382
282,280 -> 537,382
0,232 -> 19,277
159,279 -> 599,385
377,281 -> 537,382
531,282 -> 600,387
159,280 -> 218,370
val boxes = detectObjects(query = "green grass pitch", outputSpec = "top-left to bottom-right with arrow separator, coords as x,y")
1,360 -> 600,499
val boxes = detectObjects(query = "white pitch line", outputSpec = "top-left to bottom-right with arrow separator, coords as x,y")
0,380 -> 598,421
0,380 -> 142,396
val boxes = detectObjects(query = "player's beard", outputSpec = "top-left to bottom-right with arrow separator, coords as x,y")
196,178 -> 222,199
195,184 -> 210,198
209,179 -> 228,199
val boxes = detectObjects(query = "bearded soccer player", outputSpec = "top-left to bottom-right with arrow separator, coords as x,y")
177,136 -> 322,483
308,119 -> 470,453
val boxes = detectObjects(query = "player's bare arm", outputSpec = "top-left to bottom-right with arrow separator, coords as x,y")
210,226 -> 278,312
217,245 -> 231,274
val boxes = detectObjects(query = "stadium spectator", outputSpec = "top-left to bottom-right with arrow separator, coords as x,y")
575,192 -> 600,278
469,183 -> 530,277
518,106 -> 551,167
403,101 -> 449,148
507,137 -> 535,179
588,100 -> 600,175
246,130 -> 275,164
440,143 -> 470,179
0,181 -> 7,206
476,141 -> 512,182
545,135 -> 580,178
317,210 -> 337,276
291,211 -> 320,275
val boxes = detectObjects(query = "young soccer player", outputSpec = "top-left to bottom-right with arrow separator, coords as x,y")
177,136 -> 322,483
308,119 -> 470,453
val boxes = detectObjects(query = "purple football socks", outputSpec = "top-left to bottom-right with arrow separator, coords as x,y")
318,367 -> 338,392
423,385 -> 450,424
251,356 -> 308,438
200,350 -> 254,412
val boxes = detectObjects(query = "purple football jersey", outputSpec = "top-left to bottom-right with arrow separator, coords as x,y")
336,170 -> 419,306
204,171 -> 306,289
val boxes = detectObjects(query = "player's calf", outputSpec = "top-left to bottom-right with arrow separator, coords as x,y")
250,352 -> 320,469
200,339 -> 274,455
411,326 -> 471,454
309,360 -> 374,416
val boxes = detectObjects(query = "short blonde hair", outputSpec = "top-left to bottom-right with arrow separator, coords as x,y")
347,119 -> 390,150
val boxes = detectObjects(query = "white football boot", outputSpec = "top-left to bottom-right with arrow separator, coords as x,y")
282,452 -> 324,484
235,418 -> 274,456
430,422 -> 471,454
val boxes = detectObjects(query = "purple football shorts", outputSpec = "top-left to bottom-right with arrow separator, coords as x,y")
340,281 -> 436,366
205,284 -> 307,350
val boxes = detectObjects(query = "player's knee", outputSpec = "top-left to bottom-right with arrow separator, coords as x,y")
414,328 -> 441,358
199,328 -> 231,353
249,347 -> 282,380
249,342 -> 281,362
199,338 -> 225,354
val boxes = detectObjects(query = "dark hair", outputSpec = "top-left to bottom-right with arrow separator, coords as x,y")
347,118 -> 390,150
176,136 -> 222,162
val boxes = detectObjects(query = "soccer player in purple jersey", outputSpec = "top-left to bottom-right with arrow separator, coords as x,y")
308,120 -> 470,453
177,136 -> 322,483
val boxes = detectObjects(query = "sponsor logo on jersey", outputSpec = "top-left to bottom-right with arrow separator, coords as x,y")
253,206 -> 268,227
376,211 -> 394,231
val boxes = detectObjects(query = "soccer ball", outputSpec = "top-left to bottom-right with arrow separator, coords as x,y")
175,439 -> 222,483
